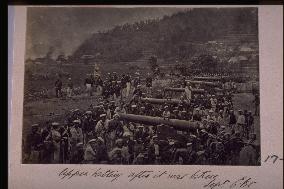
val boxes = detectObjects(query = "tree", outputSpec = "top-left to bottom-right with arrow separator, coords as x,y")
192,54 -> 218,73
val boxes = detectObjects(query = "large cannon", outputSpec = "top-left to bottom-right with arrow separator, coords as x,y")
192,76 -> 222,81
164,87 -> 205,93
117,113 -> 199,131
185,80 -> 221,87
164,87 -> 224,93
141,97 -> 190,105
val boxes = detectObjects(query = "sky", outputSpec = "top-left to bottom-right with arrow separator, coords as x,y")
25,7 -> 189,59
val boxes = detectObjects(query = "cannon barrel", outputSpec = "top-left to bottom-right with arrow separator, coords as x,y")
164,87 -> 205,93
186,80 -> 220,87
141,97 -> 190,105
193,76 -> 221,81
117,113 -> 198,131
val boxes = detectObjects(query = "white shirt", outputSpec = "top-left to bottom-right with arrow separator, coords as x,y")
237,115 -> 246,125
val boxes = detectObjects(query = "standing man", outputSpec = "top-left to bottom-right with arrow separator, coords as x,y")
253,93 -> 260,116
125,73 -> 131,98
95,114 -> 108,139
82,111 -> 95,144
67,77 -> 73,98
70,120 -> 83,157
50,122 -> 62,163
247,111 -> 254,134
55,75 -> 63,98
84,74 -> 94,96
228,110 -> 237,130
236,110 -> 246,135
146,73 -> 152,95
24,124 -> 42,163
120,74 -> 127,99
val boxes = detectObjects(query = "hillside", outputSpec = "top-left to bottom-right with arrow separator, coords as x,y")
72,8 -> 258,64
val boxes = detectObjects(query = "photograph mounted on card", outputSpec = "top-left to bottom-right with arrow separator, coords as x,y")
22,6 -> 260,166
8,5 -> 283,189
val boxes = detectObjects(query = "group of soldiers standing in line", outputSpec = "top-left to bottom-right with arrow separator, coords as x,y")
24,71 -> 260,165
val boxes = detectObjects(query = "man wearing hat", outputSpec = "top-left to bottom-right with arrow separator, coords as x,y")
84,139 -> 98,164
82,111 -> 95,144
162,106 -> 171,120
147,135 -> 161,164
95,114 -> 108,139
236,110 -> 246,134
114,102 -> 126,115
109,138 -> 126,164
58,122 -> 71,163
185,143 -> 197,164
130,104 -> 138,114
94,137 -> 109,164
70,120 -> 83,156
193,108 -> 202,121
132,152 -> 145,165
133,76 -> 140,91
229,132 -> 244,165
133,84 -> 143,97
106,114 -> 123,148
122,132 -> 135,163
50,122 -> 61,163
228,109 -> 237,130
40,124 -> 54,163
146,73 -> 153,95
239,140 -> 257,165
206,109 -> 216,122
70,142 -> 84,164
24,124 -> 42,163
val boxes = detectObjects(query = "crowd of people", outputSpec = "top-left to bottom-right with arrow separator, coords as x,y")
23,72 -> 260,165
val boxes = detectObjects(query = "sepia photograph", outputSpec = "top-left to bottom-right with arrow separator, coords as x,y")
22,7 -> 260,165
